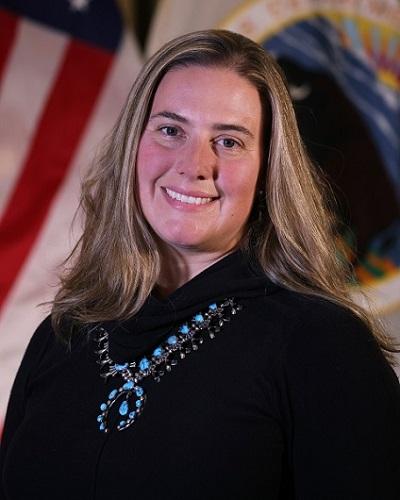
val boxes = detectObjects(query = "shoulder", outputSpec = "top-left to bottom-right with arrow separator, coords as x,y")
247,287 -> 373,349
12,316 -> 57,386
279,292 -> 375,355
17,315 -> 75,384
258,289 -> 375,350
249,288 -> 398,382
254,293 -> 400,497
261,290 -> 400,396
3,316 -> 56,421
21,315 -> 55,369
256,289 -> 400,424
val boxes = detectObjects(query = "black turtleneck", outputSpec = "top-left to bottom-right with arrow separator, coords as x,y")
1,251 -> 400,499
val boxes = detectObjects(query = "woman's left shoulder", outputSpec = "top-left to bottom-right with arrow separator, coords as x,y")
267,291 -> 375,350
270,291 -> 399,386
259,289 -> 394,374
293,294 -> 373,343
258,295 -> 400,498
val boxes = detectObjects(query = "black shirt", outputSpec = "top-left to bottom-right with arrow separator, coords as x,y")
1,251 -> 400,499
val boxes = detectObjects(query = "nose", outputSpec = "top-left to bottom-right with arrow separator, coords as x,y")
176,137 -> 216,180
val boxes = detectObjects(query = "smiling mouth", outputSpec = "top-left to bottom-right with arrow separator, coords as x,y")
164,187 -> 216,205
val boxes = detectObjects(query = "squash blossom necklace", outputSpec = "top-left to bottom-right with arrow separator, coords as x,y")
95,298 -> 242,433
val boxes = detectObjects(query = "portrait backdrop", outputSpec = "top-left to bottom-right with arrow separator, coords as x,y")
0,0 -> 399,430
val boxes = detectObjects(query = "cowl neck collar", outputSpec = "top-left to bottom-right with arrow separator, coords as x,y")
107,250 -> 279,355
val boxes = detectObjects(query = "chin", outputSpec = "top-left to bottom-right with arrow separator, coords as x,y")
157,227 -> 208,248
167,240 -> 212,253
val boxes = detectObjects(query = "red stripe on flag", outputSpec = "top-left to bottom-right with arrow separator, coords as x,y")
0,40 -> 114,309
0,9 -> 18,81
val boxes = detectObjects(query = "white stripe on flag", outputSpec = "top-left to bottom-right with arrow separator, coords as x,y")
0,18 -> 67,214
0,34 -> 142,420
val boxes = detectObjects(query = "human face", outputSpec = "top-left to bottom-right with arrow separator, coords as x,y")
136,65 -> 263,257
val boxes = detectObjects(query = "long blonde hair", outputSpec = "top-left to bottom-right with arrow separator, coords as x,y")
52,29 -> 395,356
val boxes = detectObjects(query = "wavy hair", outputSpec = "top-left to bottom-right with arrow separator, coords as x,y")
51,29 -> 395,357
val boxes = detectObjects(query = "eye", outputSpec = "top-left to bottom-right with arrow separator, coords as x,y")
160,125 -> 180,136
216,137 -> 241,149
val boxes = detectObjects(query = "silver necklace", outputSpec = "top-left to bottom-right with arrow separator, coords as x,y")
95,298 -> 242,433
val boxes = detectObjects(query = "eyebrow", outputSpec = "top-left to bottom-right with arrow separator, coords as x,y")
149,111 -> 187,123
149,111 -> 254,139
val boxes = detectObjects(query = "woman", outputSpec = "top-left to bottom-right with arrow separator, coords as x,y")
1,30 -> 399,499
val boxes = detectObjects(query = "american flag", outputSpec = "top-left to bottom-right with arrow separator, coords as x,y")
0,0 -> 142,426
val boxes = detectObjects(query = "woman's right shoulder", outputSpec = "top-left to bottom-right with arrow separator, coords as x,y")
27,314 -> 54,353
18,315 -> 56,376
3,315 -> 58,417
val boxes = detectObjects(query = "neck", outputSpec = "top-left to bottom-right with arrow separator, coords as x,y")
155,245 -> 236,299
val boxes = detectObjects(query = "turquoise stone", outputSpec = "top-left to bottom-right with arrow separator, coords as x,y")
153,347 -> 164,357
95,298 -> 240,434
139,357 -> 150,371
114,363 -> 128,372
123,380 -> 134,390
108,389 -> 117,399
179,324 -> 190,334
119,400 -> 128,416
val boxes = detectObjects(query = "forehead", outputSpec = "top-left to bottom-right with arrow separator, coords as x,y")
150,65 -> 262,127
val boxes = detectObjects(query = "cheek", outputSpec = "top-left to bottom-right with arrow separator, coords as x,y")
136,138 -> 165,195
221,163 -> 259,208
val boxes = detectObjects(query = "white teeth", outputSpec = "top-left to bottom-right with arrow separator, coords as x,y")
165,188 -> 213,205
